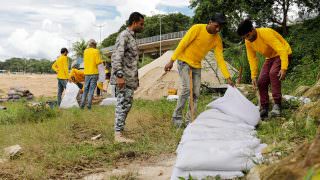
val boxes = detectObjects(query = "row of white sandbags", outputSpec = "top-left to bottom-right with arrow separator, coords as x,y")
171,86 -> 266,180
60,82 -> 117,108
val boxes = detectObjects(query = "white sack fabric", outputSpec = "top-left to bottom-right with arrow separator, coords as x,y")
207,85 -> 260,126
100,97 -> 117,106
171,86 -> 266,180
98,63 -> 106,83
60,83 -> 80,108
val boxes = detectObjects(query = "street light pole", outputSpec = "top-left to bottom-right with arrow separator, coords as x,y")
150,11 -> 164,56
160,15 -> 162,56
93,24 -> 105,44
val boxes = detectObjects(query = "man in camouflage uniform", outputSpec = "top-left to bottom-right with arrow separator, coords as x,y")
111,12 -> 144,143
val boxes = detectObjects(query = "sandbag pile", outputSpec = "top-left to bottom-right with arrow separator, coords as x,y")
0,87 -> 34,102
171,86 -> 266,179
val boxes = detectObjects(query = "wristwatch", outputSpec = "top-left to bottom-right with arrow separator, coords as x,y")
116,72 -> 123,78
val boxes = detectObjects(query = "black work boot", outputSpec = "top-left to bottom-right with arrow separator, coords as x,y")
260,108 -> 269,119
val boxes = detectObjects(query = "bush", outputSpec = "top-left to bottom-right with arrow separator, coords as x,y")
138,55 -> 154,68
224,43 -> 264,84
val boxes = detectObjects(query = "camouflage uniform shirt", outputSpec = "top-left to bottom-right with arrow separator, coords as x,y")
111,28 -> 139,90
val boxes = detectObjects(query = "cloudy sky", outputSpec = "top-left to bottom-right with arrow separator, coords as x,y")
0,0 -> 193,61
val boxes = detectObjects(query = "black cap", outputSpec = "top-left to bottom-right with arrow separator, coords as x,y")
210,13 -> 227,25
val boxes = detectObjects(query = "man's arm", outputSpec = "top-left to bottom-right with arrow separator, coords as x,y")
165,25 -> 199,71
213,35 -> 231,79
51,59 -> 58,72
245,40 -> 259,80
111,33 -> 126,76
245,40 -> 259,88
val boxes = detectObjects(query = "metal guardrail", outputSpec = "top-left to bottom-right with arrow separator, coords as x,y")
103,31 -> 187,52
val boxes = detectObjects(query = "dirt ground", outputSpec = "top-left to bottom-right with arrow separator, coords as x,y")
84,154 -> 176,180
0,74 -> 57,98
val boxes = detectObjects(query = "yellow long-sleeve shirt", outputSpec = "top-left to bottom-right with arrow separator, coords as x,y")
69,68 -> 85,83
171,24 -> 230,79
52,55 -> 69,79
245,28 -> 292,79
83,48 -> 103,75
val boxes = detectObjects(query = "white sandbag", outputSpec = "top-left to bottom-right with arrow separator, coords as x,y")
171,167 -> 244,180
180,126 -> 258,144
207,86 -> 260,126
193,109 -> 255,131
60,83 -> 79,108
100,97 -> 117,106
175,139 -> 261,171
167,95 -> 179,101
98,63 -> 106,83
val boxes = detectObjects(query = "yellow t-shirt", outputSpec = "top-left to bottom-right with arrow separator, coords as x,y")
51,55 -> 69,79
69,68 -> 84,83
171,24 -> 230,79
245,28 -> 292,79
83,48 -> 103,75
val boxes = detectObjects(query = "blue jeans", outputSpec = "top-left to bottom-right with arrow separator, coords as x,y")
57,79 -> 67,106
80,75 -> 98,109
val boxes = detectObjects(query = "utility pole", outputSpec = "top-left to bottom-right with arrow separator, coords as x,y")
160,15 -> 162,56
93,23 -> 106,44
151,11 -> 165,56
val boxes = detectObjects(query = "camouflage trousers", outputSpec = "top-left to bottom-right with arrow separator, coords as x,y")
114,86 -> 134,132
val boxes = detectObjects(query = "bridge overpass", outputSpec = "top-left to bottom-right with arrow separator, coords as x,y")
101,31 -> 186,57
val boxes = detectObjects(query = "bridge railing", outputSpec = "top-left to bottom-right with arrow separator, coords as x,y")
103,31 -> 187,52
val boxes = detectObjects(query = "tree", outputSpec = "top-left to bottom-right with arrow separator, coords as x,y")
190,0 -> 319,36
0,58 -> 53,73
72,39 -> 87,58
101,13 -> 191,47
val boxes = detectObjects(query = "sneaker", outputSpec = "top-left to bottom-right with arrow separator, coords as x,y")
114,131 -> 135,143
270,104 -> 281,117
260,108 -> 269,119
173,120 -> 183,128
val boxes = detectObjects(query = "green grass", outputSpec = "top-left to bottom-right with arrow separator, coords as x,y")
0,92 -> 318,179
0,95 -> 213,179
256,99 -> 318,159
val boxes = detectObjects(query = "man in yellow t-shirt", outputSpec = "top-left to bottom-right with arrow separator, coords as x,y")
164,13 -> 234,127
237,19 -> 292,118
80,39 -> 103,109
51,47 -> 69,106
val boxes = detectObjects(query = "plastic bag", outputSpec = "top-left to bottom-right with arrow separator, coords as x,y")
98,63 -> 106,83
100,97 -> 117,106
60,82 -> 79,108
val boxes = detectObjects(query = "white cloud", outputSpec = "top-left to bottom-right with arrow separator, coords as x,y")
0,0 -> 191,60
158,0 -> 189,7
7,28 -> 67,60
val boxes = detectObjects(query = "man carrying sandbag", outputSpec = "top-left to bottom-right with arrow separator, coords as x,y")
237,19 -> 292,118
164,13 -> 234,127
